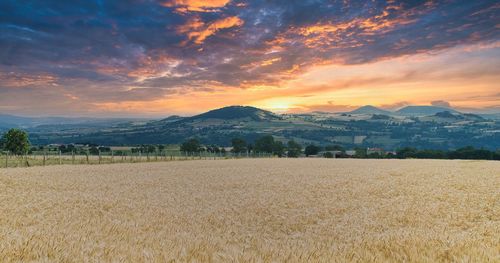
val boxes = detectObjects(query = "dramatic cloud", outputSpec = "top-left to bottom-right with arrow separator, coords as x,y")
0,0 -> 498,116
161,0 -> 231,13
178,16 -> 244,44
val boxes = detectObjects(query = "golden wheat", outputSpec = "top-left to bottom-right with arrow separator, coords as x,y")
0,159 -> 499,262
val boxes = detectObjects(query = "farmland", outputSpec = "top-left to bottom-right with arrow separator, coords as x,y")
0,159 -> 499,262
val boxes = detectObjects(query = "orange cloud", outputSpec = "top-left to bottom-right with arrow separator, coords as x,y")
178,16 -> 244,44
272,5 -> 419,50
0,71 -> 58,87
161,0 -> 231,13
260,57 -> 281,66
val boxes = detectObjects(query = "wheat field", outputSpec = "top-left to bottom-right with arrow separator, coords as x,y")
0,159 -> 499,262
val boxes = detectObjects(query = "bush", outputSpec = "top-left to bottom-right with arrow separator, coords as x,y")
1,128 -> 30,155
323,152 -> 334,158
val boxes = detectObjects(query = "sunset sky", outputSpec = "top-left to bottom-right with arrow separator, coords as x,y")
0,0 -> 499,117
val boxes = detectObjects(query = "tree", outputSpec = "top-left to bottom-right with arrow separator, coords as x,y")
287,140 -> 302,157
158,145 -> 165,152
1,128 -> 30,155
89,146 -> 99,155
254,135 -> 286,156
273,141 -> 286,157
231,138 -> 247,153
448,146 -> 493,160
325,145 -> 344,151
396,147 -> 417,159
323,152 -> 334,158
206,145 -> 220,153
254,135 -> 275,153
304,145 -> 320,157
180,138 -> 201,153
99,146 -> 111,152
59,144 -> 76,153
354,147 -> 367,158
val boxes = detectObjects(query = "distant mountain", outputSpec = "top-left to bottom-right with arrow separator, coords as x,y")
0,113 -> 148,129
0,114 -> 34,128
0,114 -> 81,128
348,105 -> 391,115
181,106 -> 279,122
396,106 -> 459,116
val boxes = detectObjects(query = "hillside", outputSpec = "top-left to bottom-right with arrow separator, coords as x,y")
348,105 -> 391,115
396,106 -> 458,116
183,106 -> 278,122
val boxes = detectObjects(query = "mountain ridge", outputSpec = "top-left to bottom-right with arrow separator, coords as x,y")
396,106 -> 459,116
347,105 -> 391,115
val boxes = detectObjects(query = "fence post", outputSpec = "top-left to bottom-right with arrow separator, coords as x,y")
111,150 -> 114,163
86,152 -> 89,164
43,152 -> 46,166
72,151 -> 75,164
98,150 -> 101,164
5,152 -> 8,168
59,151 -> 62,165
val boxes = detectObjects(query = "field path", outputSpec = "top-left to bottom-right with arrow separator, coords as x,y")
0,159 -> 499,262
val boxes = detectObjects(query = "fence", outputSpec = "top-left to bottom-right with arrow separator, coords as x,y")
0,150 -> 274,168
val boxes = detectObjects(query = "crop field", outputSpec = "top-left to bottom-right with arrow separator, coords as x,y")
0,159 -> 499,262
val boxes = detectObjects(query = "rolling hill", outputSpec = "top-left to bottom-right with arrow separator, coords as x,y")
348,105 -> 391,115
169,106 -> 279,124
2,105 -> 499,150
396,106 -> 458,116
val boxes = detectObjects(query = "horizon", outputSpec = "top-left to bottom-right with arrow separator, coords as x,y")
1,103 -> 499,119
1,1 -> 499,117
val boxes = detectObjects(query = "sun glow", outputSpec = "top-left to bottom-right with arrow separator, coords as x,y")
254,98 -> 297,112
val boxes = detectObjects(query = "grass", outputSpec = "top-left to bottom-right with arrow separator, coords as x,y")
0,152 -> 265,168
0,159 -> 499,262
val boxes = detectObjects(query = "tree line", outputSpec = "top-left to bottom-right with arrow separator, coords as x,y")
180,135 -> 302,157
1,128 -> 499,160
393,147 -> 500,160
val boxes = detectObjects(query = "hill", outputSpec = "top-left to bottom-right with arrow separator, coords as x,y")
396,106 -> 458,116
348,105 -> 391,115
183,106 -> 278,122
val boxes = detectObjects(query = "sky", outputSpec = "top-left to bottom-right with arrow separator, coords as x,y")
0,0 -> 499,117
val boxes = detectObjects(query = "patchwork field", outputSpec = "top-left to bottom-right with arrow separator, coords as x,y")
0,159 -> 499,262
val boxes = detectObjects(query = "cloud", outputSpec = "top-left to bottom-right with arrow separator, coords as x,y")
431,100 -> 452,107
0,71 -> 58,88
0,0 -> 499,116
161,0 -> 231,13
178,16 -> 244,44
